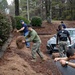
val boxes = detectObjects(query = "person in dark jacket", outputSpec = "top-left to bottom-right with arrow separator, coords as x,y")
61,21 -> 66,29
17,20 -> 30,48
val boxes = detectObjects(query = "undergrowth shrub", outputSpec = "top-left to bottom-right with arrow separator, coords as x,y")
66,15 -> 71,20
31,16 -> 42,27
0,12 -> 12,46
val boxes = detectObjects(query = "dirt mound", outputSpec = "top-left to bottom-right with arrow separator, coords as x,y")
0,21 -> 75,75
0,36 -> 61,75
16,36 -> 25,49
0,37 -> 43,75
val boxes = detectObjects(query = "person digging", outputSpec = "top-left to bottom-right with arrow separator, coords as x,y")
22,24 -> 46,62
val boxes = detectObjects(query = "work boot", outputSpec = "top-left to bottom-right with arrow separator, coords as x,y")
41,58 -> 46,61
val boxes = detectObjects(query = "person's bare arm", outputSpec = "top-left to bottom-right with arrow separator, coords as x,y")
54,57 -> 68,61
67,62 -> 75,68
17,27 -> 25,32
60,60 -> 75,68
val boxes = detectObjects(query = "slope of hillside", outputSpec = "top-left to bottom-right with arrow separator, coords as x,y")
0,21 -> 75,75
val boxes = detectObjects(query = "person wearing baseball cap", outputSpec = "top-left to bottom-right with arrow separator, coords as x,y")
17,20 -> 30,48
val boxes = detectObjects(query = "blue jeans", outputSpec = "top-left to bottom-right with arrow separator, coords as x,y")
24,32 -> 30,47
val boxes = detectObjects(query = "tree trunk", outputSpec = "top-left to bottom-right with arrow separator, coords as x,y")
45,0 -> 52,23
15,0 -> 19,16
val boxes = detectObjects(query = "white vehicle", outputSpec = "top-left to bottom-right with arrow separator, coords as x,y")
47,28 -> 75,54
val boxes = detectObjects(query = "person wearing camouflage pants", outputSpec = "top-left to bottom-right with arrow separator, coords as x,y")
56,25 -> 71,57
32,42 -> 44,59
58,41 -> 67,57
25,24 -> 45,62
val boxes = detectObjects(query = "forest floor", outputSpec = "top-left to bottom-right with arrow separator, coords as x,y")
0,21 -> 75,75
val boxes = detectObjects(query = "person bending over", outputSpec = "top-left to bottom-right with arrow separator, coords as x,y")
54,48 -> 75,68
24,24 -> 46,62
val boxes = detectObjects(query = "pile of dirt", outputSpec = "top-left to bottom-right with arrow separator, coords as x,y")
0,36 -> 61,75
0,21 -> 75,75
